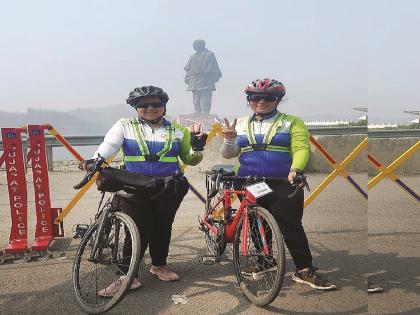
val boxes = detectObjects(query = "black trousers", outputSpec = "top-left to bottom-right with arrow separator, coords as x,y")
113,176 -> 189,275
258,181 -> 313,270
236,180 -> 313,270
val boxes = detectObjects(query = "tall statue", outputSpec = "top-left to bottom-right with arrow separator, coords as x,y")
184,39 -> 222,115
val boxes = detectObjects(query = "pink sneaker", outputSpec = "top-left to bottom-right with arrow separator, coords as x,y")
150,265 -> 179,281
98,276 -> 141,297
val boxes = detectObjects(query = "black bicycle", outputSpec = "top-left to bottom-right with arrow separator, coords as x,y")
72,157 -> 166,314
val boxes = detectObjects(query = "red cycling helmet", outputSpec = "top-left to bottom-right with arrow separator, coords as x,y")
244,79 -> 286,97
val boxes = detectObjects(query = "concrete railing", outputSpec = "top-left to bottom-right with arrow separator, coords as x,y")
1,127 -> 419,173
200,129 -> 420,175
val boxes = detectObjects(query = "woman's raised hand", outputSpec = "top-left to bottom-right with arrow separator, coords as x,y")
222,118 -> 237,140
189,123 -> 208,151
191,122 -> 204,136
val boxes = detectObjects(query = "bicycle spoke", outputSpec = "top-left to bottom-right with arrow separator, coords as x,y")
233,207 -> 285,306
73,212 -> 141,313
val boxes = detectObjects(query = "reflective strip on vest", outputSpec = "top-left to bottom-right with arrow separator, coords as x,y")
241,113 -> 290,153
263,113 -> 284,143
124,119 -> 178,163
241,145 -> 291,153
158,124 -> 175,157
131,118 -> 150,155
123,156 -> 178,162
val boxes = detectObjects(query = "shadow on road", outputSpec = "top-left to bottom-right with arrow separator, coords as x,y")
1,228 -> 419,314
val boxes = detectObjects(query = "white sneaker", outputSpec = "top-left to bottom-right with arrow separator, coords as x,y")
150,265 -> 179,281
98,276 -> 141,297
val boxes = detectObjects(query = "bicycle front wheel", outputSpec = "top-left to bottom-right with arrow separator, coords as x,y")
233,206 -> 285,306
72,211 -> 140,314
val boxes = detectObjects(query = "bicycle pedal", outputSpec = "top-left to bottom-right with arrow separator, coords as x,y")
73,224 -> 89,239
199,255 -> 217,265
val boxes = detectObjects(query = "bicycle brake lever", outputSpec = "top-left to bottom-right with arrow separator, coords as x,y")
299,174 -> 310,192
288,173 -> 309,198
304,180 -> 310,192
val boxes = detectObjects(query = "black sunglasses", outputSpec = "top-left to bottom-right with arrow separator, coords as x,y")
135,102 -> 165,109
247,95 -> 278,103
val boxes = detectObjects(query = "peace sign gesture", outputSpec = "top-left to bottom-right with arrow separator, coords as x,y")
190,122 -> 204,137
189,122 -> 208,151
222,118 -> 237,140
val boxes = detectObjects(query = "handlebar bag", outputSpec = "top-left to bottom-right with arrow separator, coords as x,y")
96,167 -> 163,194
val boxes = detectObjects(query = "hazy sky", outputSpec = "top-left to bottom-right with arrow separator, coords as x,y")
0,0 -> 418,120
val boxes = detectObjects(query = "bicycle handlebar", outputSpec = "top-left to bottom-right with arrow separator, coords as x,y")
207,171 -> 310,199
73,156 -> 106,190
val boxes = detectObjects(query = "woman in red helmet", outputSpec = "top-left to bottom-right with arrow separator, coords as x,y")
220,78 -> 336,290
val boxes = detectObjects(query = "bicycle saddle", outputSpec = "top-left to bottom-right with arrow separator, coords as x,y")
211,164 -> 235,176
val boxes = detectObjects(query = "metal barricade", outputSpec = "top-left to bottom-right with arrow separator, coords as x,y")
368,140 -> 419,202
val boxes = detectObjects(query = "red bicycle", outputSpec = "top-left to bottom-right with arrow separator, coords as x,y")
199,165 -> 308,306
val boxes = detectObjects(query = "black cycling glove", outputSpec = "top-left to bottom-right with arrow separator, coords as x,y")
190,132 -> 208,151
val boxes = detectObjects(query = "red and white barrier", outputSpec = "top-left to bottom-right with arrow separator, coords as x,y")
1,126 -> 64,254
1,128 -> 28,253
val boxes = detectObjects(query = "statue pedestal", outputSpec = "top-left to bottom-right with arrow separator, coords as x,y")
174,114 -> 220,132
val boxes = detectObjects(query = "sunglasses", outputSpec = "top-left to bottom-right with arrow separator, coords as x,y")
135,102 -> 165,109
247,95 -> 278,103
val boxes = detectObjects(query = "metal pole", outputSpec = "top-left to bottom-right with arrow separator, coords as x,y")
46,145 -> 53,172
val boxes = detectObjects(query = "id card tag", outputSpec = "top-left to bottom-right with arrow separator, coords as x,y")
246,182 -> 273,198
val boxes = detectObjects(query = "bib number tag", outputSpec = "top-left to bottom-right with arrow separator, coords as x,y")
246,182 -> 273,198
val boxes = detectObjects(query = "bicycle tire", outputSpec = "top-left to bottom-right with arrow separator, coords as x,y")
72,212 -> 141,314
232,206 -> 285,306
204,220 -> 227,262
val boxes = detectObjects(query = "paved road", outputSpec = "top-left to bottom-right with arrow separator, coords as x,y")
0,168 -> 419,315
368,176 -> 420,315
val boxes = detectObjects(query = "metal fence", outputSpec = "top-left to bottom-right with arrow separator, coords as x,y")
1,127 -> 419,171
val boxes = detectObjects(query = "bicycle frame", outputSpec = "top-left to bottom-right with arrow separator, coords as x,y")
88,195 -> 119,263
201,188 -> 270,257
88,207 -> 110,262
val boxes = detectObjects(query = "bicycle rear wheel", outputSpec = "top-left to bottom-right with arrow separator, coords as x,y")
204,191 -> 227,260
72,211 -> 140,314
204,220 -> 226,262
233,206 -> 285,306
